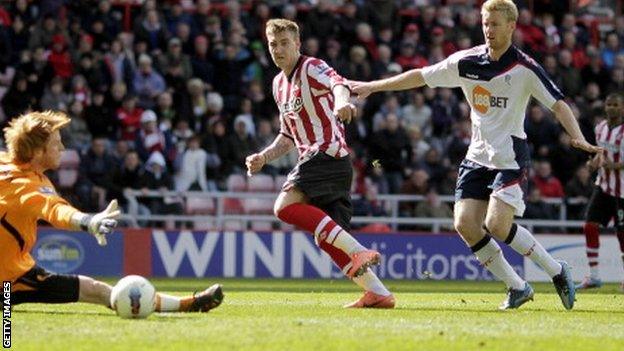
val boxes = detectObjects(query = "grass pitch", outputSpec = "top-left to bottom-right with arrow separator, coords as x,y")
10,279 -> 624,351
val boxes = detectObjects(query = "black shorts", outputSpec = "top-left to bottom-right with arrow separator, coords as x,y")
586,187 -> 624,228
11,265 -> 80,305
455,159 -> 528,198
284,152 -> 353,230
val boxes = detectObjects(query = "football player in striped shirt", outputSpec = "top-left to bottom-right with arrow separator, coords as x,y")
577,92 -> 624,291
246,19 -> 394,308
351,0 -> 602,309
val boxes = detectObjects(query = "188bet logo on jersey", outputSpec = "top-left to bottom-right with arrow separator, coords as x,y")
472,85 -> 509,114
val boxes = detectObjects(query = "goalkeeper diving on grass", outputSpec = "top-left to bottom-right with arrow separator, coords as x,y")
0,111 -> 222,313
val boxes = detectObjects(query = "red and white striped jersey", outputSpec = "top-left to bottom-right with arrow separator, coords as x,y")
594,120 -> 624,198
272,55 -> 350,160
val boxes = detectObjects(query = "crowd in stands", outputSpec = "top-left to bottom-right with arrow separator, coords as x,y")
0,0 -> 621,224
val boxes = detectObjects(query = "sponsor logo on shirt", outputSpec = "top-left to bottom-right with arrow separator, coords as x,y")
472,85 -> 509,114
282,96 -> 304,117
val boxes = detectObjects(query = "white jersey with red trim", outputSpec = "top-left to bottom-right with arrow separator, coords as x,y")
272,55 -> 349,160
594,120 -> 624,198
421,45 -> 564,169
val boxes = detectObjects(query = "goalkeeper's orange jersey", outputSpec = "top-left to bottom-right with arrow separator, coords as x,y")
0,153 -> 79,282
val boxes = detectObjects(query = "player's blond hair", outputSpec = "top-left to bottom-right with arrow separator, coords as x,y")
482,0 -> 518,23
3,111 -> 70,164
266,18 -> 300,38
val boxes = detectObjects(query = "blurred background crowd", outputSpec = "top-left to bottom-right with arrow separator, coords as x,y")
0,0 -> 621,224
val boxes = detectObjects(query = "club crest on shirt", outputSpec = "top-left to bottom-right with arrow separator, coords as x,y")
39,186 -> 56,195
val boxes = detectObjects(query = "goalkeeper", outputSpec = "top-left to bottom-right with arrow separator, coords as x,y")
0,111 -> 222,313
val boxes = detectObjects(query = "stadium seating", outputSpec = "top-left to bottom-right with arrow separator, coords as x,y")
248,174 -> 275,191
274,175 -> 288,191
185,196 -> 215,215
242,198 -> 274,214
226,174 -> 247,191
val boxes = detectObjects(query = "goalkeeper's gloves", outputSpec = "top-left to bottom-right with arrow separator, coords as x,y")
81,199 -> 120,246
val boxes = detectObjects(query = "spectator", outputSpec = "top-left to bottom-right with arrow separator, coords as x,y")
133,54 -> 166,109
135,109 -> 172,163
116,94 -> 143,141
154,91 -> 177,131
75,138 -> 116,212
565,165 -> 593,220
548,132 -> 586,186
134,9 -> 167,52
142,151 -> 184,222
402,91 -> 432,137
407,125 -> 431,163
524,188 -> 558,224
175,135 -> 216,192
525,104 -> 560,159
40,77 -> 70,111
1,73 -> 35,121
346,45 -> 372,82
190,35 -> 215,87
399,169 -> 430,216
108,151 -> 150,218
48,34 -> 73,79
370,113 -> 412,194
353,184 -> 387,218
601,32 -> 624,69
158,37 -> 193,82
61,99 -> 92,151
414,190 -> 453,230
532,160 -> 565,199
224,117 -> 258,175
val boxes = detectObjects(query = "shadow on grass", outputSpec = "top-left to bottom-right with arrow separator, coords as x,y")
14,309 -> 199,319
14,309 -> 115,317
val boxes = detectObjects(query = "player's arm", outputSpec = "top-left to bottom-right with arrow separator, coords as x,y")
551,100 -> 603,154
23,186 -> 120,246
245,134 -> 295,176
332,84 -> 356,124
69,200 -> 120,246
350,69 -> 426,100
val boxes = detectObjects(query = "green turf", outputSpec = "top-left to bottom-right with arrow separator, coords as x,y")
10,279 -> 624,351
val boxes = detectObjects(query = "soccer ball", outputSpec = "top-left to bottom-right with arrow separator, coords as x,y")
110,275 -> 156,319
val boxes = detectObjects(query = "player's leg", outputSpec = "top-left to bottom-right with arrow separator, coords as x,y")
485,196 -> 575,310
577,188 -> 609,289
274,188 -> 377,278
454,160 -> 529,309
615,198 -> 624,292
11,266 -> 82,305
320,196 -> 393,308
455,199 -> 527,293
77,276 -> 113,306
155,284 -> 223,313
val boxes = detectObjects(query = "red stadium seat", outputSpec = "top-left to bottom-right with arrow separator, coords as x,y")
280,222 -> 296,232
223,198 -> 244,214
223,220 -> 245,231
242,198 -> 274,214
192,218 -> 214,230
274,175 -> 288,191
250,221 -> 273,231
186,196 -> 215,215
248,174 -> 274,192
226,174 -> 247,191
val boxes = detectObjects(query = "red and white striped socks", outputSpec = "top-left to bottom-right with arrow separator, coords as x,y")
277,203 -> 390,295
584,222 -> 601,278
